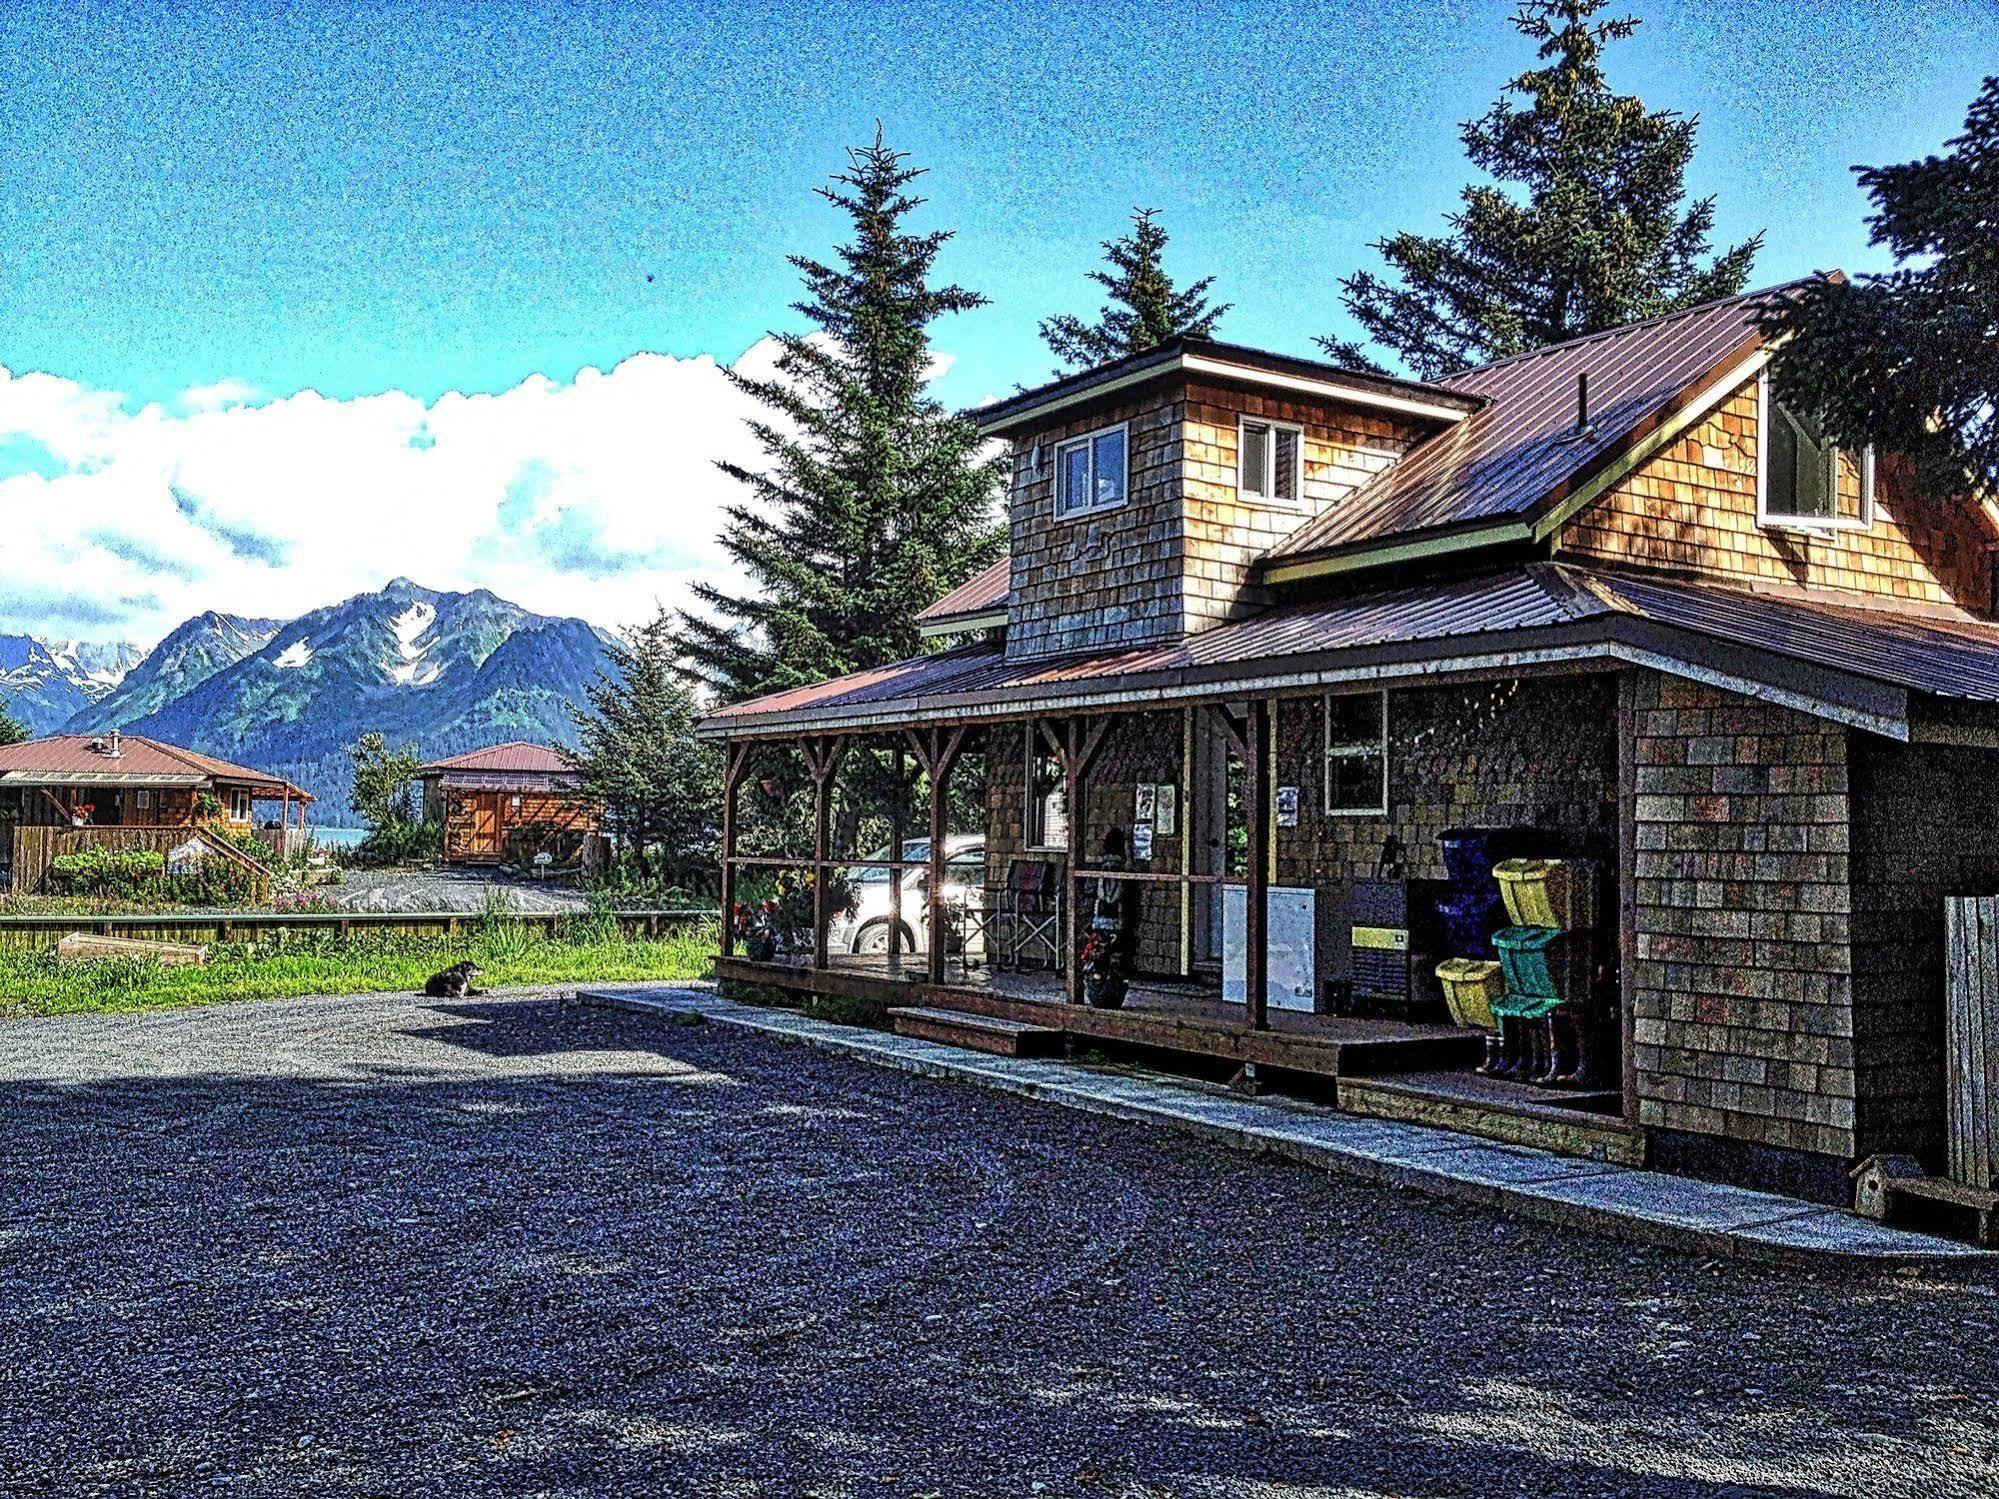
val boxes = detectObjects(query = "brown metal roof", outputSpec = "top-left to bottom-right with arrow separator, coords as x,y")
916,559 -> 1010,626
418,741 -> 578,776
1262,278 -> 1823,568
700,562 -> 1999,740
0,734 -> 311,798
703,567 -> 1613,733
1578,572 -> 1999,704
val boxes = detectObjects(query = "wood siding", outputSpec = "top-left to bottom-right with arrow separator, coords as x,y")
1003,378 -> 1432,661
440,784 -> 597,864
1560,377 -> 1998,613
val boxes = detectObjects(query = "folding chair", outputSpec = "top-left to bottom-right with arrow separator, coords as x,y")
989,857 -> 1063,971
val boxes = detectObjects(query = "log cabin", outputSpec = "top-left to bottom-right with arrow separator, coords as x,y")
418,742 -> 601,867
0,730 -> 311,893
698,276 -> 1999,1208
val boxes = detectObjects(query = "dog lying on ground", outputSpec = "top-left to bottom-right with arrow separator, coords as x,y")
421,960 -> 484,998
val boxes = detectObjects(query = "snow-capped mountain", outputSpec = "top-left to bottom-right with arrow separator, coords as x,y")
64,612 -> 282,734
114,580 -> 617,821
0,633 -> 145,734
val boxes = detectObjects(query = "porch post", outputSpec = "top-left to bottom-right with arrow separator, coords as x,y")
914,727 -> 965,987
888,744 -> 905,967
804,737 -> 844,971
1049,716 -> 1109,1006
1244,697 -> 1272,1032
719,741 -> 753,959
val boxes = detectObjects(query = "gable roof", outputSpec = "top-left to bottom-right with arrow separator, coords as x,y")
418,741 -> 577,776
916,558 -> 1010,633
0,734 -> 311,797
1260,278 -> 1821,579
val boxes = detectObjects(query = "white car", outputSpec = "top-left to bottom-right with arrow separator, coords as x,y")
829,835 -> 985,955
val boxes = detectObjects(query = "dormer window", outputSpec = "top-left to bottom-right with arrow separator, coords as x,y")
1758,371 -> 1873,531
1053,423 -> 1128,520
1239,418 -> 1301,503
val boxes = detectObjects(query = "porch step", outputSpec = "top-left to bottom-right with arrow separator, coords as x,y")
1338,1070 -> 1645,1166
889,1006 -> 1066,1059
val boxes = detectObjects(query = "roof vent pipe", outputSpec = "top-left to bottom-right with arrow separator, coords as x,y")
1575,371 -> 1589,432
106,728 -> 121,758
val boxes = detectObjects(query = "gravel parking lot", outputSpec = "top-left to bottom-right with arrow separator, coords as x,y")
3,989 -> 1997,1498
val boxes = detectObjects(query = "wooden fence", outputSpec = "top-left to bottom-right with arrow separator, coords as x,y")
1943,895 -> 1999,1189
0,907 -> 714,952
6,824 -> 276,898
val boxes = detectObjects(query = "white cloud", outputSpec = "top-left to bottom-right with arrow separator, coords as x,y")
0,346 -> 781,647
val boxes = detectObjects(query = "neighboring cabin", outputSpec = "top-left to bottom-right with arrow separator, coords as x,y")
0,731 -> 312,893
417,742 -> 602,868
700,275 -> 1999,1208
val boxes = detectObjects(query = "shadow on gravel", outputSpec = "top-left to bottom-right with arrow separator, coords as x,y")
0,998 -> 1993,1496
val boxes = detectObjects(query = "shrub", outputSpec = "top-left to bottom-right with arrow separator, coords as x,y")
353,818 -> 443,867
48,847 -> 165,896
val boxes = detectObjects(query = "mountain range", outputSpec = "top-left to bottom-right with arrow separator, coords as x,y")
1,581 -> 618,824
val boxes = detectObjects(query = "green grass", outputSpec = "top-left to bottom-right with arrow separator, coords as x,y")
0,917 -> 718,1021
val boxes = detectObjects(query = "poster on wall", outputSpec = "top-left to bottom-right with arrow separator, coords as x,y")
1276,786 -> 1300,827
1134,783 -> 1156,824
1133,822 -> 1155,860
1154,784 -> 1177,837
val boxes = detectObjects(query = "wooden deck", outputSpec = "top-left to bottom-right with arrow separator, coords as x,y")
717,953 -> 1486,1081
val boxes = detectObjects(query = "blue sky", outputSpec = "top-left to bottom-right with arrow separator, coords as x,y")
0,0 -> 1993,641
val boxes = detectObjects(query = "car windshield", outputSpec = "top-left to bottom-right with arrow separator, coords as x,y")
852,840 -> 929,882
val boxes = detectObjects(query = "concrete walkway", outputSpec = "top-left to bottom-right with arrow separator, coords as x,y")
580,984 -> 1985,1271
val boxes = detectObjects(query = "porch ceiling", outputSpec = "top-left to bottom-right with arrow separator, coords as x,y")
699,562 -> 1999,742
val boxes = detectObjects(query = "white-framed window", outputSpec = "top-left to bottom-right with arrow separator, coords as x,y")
230,790 -> 252,822
1026,728 -> 1070,850
1239,417 -> 1302,503
1757,370 -> 1873,531
1053,422 -> 1129,520
133,789 -> 152,812
1324,691 -> 1388,817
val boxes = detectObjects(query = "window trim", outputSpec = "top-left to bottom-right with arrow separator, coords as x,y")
1238,416 -> 1305,505
1755,369 -> 1874,533
1051,420 -> 1130,522
1323,690 -> 1389,818
230,789 -> 252,823
1024,726 -> 1070,851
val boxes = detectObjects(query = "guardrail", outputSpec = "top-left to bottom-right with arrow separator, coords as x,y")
0,908 -> 715,950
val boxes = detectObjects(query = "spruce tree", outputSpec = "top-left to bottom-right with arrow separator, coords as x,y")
1040,207 -> 1231,369
572,608 -> 719,892
0,703 -> 26,747
1324,0 -> 1760,380
1762,77 -> 1999,503
679,128 -> 1005,702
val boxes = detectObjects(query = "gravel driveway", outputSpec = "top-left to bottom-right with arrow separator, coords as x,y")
2,990 -> 1996,1498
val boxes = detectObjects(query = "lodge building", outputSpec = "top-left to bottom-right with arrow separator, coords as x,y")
696,278 -> 1999,1207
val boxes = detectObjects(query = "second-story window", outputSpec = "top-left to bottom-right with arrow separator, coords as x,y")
1053,422 -> 1129,520
1239,418 -> 1301,503
1758,370 -> 1873,531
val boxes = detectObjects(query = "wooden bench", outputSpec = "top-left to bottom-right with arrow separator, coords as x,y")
889,1006 -> 1066,1059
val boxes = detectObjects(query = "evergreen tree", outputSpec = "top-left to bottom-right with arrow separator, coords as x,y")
1323,0 -> 1760,380
1762,77 -> 1999,503
572,609 -> 719,893
679,128 -> 1005,702
1040,207 -> 1230,369
0,702 -> 27,747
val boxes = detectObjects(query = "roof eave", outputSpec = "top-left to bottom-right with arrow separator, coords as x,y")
917,609 -> 1008,639
975,346 -> 1479,437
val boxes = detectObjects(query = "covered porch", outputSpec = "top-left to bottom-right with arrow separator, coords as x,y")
710,659 -> 1641,1157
